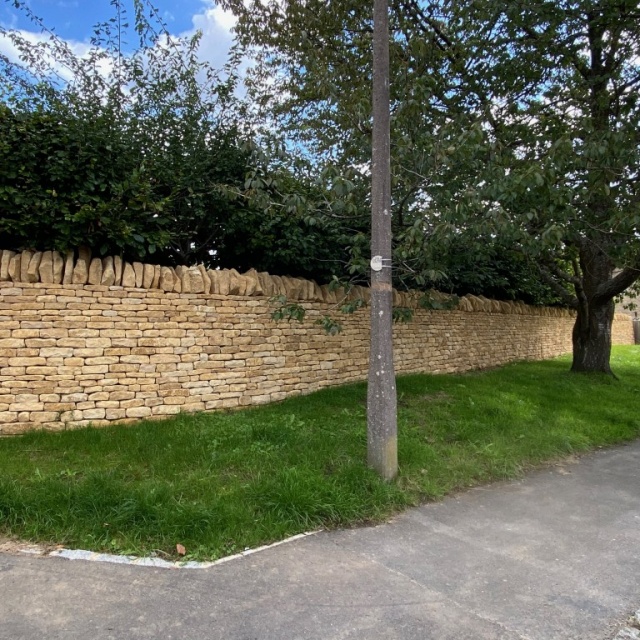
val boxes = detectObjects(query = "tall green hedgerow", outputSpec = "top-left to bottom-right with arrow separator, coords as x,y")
0,0 -> 256,264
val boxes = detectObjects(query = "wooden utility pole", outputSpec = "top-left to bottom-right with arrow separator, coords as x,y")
368,0 -> 397,480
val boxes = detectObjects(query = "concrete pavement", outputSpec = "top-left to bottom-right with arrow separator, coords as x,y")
2,442 -> 640,639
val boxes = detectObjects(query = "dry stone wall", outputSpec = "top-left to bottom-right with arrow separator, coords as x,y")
0,248 -> 635,435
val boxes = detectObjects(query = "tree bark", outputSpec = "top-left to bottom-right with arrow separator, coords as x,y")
571,299 -> 615,374
570,243 -> 616,374
368,0 -> 397,480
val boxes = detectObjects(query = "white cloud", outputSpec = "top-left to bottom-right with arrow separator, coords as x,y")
210,4 -> 238,33
0,2 -> 251,110
0,28 -> 116,84
184,1 -> 238,69
0,1 -> 239,83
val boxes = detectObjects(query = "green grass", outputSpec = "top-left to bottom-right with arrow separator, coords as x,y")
1,346 -> 639,560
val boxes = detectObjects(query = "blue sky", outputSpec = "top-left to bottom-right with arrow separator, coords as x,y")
3,1 -> 206,39
0,0 -> 237,70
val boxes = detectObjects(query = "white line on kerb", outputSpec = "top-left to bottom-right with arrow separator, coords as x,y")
29,531 -> 321,570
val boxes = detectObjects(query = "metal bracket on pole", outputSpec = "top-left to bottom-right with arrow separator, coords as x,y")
370,256 -> 392,272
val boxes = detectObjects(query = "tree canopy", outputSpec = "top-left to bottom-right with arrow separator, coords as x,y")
220,0 -> 640,372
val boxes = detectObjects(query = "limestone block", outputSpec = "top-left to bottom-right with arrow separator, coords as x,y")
121,263 -> 136,288
180,267 -> 192,293
238,274 -> 250,296
133,262 -> 144,288
296,278 -> 311,300
257,272 -> 275,297
83,408 -> 106,420
465,295 -> 481,311
195,264 -> 211,294
244,269 -> 262,296
108,391 -> 136,402
458,297 -> 474,312
311,281 -> 324,302
113,255 -> 123,286
223,269 -> 240,296
490,299 -> 502,313
349,286 -> 365,304
105,409 -> 127,420
174,266 -> 189,292
198,264 -> 213,295
152,405 -> 181,416
217,269 -> 231,296
126,406 -> 152,418
171,268 -> 182,293
0,412 -> 19,426
470,296 -> 483,311
0,250 -> 15,281
20,250 -> 33,282
464,295 -> 482,312
499,301 -> 511,314
150,265 -> 160,289
189,267 -> 205,294
72,258 -> 89,285
142,263 -> 155,289
291,277 -> 307,300
345,284 -> 359,302
320,284 -> 337,304
36,251 -> 53,284
27,251 -> 42,282
228,269 -> 245,296
159,267 -> 174,292
62,251 -> 75,284
87,257 -> 103,285
281,276 -> 296,300
272,275 -> 287,297
101,256 -> 115,286
26,251 -> 42,283
208,270 -> 220,294
52,251 -> 64,284
478,296 -> 491,312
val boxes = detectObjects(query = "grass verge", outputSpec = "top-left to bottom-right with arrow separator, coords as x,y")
1,346 -> 639,561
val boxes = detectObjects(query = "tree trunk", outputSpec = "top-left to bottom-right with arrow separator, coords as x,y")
570,243 -> 616,375
570,299 -> 614,374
